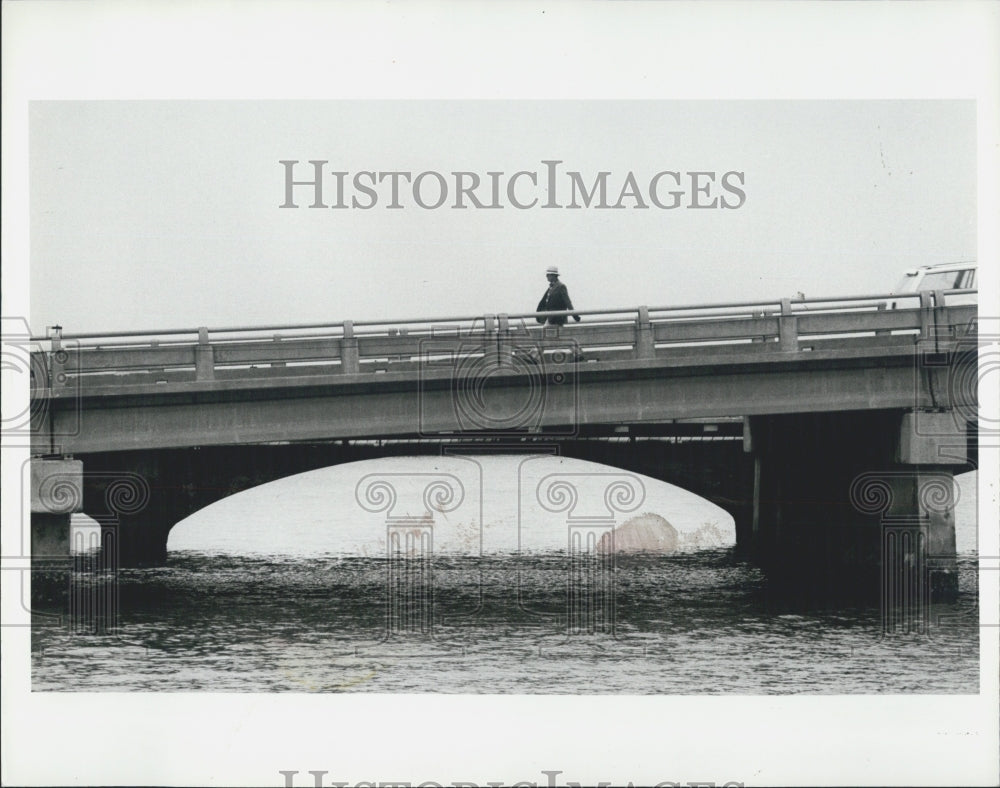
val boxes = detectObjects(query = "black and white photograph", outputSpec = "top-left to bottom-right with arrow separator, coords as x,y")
3,3 -> 998,787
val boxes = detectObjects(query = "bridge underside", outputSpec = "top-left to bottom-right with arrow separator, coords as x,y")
31,408 -> 972,602
70,436 -> 755,567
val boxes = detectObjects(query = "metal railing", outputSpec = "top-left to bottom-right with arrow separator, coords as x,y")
30,289 -> 977,390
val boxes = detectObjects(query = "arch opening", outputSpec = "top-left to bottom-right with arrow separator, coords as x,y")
167,453 -> 736,558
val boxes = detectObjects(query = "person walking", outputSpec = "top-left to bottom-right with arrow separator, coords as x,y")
535,266 -> 581,326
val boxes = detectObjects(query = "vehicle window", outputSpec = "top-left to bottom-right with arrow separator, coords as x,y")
957,269 -> 976,288
919,271 -> 962,290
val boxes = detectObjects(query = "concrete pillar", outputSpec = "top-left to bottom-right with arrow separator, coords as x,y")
635,306 -> 655,359
195,327 -> 215,381
745,410 -> 964,602
747,412 -> 890,599
894,410 -> 968,598
29,458 -> 83,607
919,291 -> 933,339
81,453 -> 181,568
875,301 -> 890,337
340,321 -> 359,374
30,458 -> 83,558
778,298 -> 798,351
31,513 -> 71,558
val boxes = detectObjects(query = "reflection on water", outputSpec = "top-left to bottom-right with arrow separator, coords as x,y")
32,549 -> 979,693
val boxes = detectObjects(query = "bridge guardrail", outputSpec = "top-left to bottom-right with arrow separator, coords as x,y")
29,289 -> 977,391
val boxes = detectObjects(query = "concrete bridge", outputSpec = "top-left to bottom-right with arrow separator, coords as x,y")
28,288 -> 978,599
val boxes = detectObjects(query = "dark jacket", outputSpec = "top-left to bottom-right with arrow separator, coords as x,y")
536,281 -> 578,325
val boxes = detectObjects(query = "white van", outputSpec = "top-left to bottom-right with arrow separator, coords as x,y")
890,261 -> 977,308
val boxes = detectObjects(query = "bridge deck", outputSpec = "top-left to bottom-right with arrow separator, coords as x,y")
28,290 -> 978,453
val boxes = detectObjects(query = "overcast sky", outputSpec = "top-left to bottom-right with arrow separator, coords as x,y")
30,100 -> 976,334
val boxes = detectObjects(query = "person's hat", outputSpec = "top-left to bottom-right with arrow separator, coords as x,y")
545,266 -> 559,276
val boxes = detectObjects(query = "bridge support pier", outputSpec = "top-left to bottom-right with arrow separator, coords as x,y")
746,410 -> 966,602
29,458 -> 83,605
30,458 -> 83,555
81,452 -> 194,568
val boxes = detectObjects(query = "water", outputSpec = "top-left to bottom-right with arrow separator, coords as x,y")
31,458 -> 980,693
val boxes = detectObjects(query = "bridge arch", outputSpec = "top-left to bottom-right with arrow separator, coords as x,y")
78,438 -> 748,566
